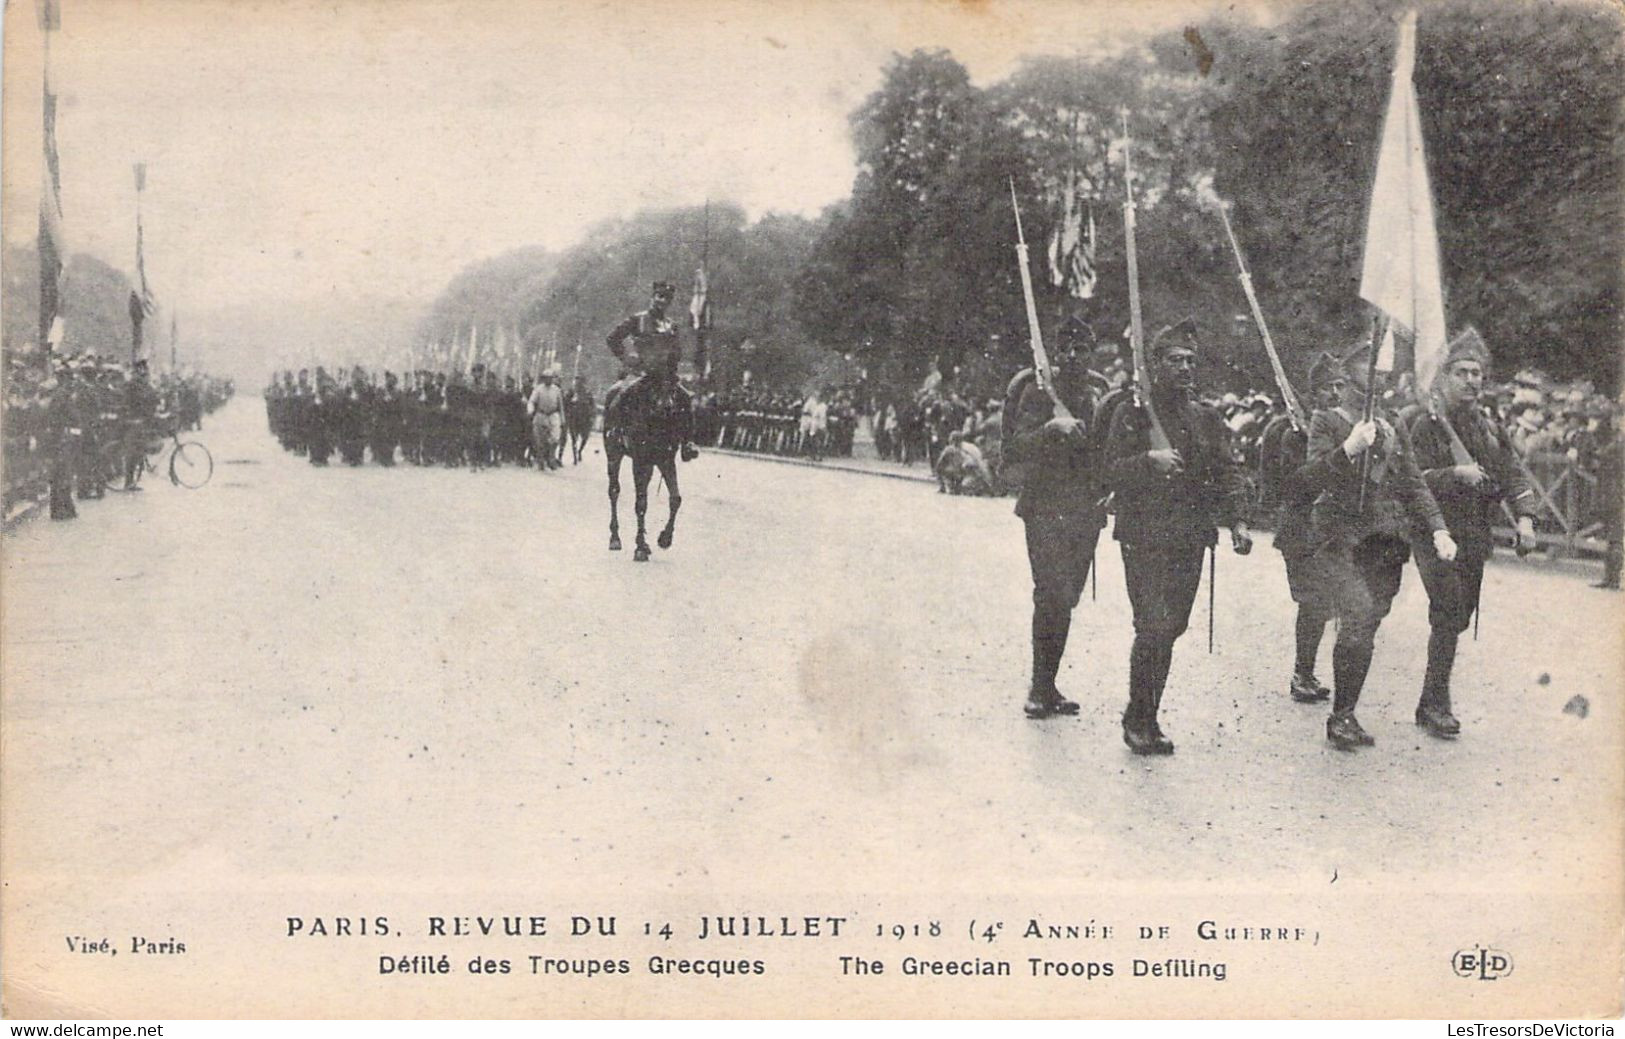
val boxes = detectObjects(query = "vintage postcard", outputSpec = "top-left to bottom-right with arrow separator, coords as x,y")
2,0 -> 1621,1020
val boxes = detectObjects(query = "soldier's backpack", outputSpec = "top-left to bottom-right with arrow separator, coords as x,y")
1256,411 -> 1304,513
998,368 -> 1039,489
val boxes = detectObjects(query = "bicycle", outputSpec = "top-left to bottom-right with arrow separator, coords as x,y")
148,426 -> 214,489
107,418 -> 213,490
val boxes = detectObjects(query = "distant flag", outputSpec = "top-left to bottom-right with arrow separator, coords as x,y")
38,0 -> 65,354
1359,10 -> 1447,389
689,266 -> 710,330
1046,168 -> 1097,300
133,163 -> 156,316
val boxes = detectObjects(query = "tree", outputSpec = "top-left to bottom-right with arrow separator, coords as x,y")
1186,0 -> 1623,388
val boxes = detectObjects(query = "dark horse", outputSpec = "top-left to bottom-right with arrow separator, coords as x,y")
604,383 -> 682,562
564,387 -> 595,465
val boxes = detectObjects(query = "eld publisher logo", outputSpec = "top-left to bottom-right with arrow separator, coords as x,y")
1453,947 -> 1514,981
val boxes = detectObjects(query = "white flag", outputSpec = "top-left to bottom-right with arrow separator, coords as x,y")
1359,10 -> 1447,387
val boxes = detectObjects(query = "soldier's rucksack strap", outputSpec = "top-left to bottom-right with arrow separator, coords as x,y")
1003,368 -> 1038,430
1091,386 -> 1136,455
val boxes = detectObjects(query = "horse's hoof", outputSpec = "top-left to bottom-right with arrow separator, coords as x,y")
657,529 -> 673,550
634,545 -> 651,562
609,535 -> 622,551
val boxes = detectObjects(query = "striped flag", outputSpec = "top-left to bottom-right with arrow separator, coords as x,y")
1359,11 -> 1447,389
1046,168 -> 1097,301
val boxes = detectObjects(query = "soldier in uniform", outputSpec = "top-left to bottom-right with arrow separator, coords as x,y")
527,365 -> 564,470
605,281 -> 699,462
307,367 -> 334,465
45,361 -> 81,520
337,366 -> 369,466
1003,319 -> 1104,719
1400,330 -> 1539,738
1257,352 -> 1344,704
371,370 -> 402,466
1104,320 -> 1253,754
1295,342 -> 1456,750
120,359 -> 160,489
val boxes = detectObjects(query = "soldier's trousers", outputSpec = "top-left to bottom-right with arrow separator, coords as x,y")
49,449 -> 77,521
1023,514 -> 1101,696
1414,552 -> 1486,716
1317,535 -> 1410,715
1119,540 -> 1207,729
1283,550 -> 1333,679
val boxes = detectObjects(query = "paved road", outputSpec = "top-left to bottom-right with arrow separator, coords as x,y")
3,397 -> 1620,1017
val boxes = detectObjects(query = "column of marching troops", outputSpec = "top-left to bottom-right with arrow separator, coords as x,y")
264,364 -> 594,470
1010,318 -> 1543,755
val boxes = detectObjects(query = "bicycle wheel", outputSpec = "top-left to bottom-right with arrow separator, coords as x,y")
169,440 -> 213,488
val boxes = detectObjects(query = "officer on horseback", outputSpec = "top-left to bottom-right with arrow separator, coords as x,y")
604,280 -> 699,461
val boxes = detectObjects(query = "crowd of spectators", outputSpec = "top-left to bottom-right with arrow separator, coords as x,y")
4,352 -> 233,523
699,360 -> 1621,577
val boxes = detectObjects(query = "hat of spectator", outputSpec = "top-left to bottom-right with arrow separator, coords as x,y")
1150,316 -> 1200,356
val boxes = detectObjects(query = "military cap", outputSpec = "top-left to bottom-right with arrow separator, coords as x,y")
1057,315 -> 1096,351
1307,351 -> 1343,391
1444,326 -> 1490,369
651,280 -> 676,299
1150,317 -> 1200,356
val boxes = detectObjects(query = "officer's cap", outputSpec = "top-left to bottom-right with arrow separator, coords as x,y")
651,281 -> 676,299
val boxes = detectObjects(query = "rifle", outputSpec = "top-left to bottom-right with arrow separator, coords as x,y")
1120,113 -> 1170,452
1009,178 -> 1071,421
1214,201 -> 1308,431
1356,312 -> 1389,513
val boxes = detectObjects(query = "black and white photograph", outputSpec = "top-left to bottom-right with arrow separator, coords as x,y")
2,0 -> 1621,1022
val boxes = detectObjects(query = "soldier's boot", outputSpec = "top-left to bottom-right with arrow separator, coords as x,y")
1328,642 -> 1376,749
1290,607 -> 1331,702
1122,637 -> 1173,754
1024,605 -> 1078,719
1290,672 -> 1330,704
1416,628 -> 1462,738
1326,712 -> 1372,751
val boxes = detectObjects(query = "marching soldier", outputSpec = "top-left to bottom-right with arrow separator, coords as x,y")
307,367 -> 334,465
527,365 -> 564,470
1400,330 -> 1539,738
605,281 -> 699,461
1295,342 -> 1455,750
371,370 -> 402,466
1257,352 -> 1343,704
1003,319 -> 1103,718
1104,320 -> 1252,755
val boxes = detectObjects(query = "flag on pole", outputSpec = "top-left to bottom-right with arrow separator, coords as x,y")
1359,10 -> 1447,389
1046,168 -> 1097,300
689,266 -> 710,330
38,0 -> 65,353
134,164 -> 156,316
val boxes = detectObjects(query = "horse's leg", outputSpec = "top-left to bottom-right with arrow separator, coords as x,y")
656,451 -> 681,550
606,440 -> 623,550
632,455 -> 653,561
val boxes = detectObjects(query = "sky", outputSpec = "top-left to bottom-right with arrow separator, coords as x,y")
3,0 -> 1288,319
